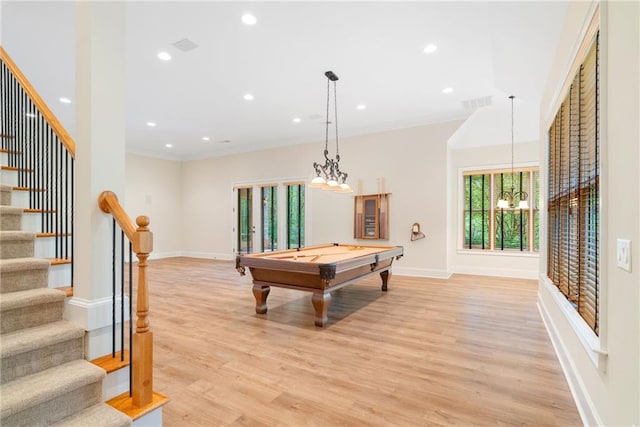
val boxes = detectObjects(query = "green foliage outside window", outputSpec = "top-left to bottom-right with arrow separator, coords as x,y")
287,185 -> 305,249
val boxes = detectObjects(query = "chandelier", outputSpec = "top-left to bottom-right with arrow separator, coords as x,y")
309,71 -> 352,193
497,95 -> 528,209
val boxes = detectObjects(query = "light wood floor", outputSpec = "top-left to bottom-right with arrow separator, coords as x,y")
145,257 -> 580,426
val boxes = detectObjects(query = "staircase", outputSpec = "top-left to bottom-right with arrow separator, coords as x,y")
0,181 -> 132,426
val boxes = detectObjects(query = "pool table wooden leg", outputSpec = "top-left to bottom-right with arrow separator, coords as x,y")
252,284 -> 270,314
311,292 -> 331,327
380,270 -> 390,291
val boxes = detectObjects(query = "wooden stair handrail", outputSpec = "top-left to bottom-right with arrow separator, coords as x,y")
0,46 -> 76,158
98,190 -> 154,407
98,191 -> 152,254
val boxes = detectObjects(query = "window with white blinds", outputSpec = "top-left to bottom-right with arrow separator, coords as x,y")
547,33 -> 599,335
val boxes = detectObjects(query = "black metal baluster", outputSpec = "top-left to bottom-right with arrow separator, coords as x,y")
121,229 -> 125,361
11,71 -> 17,167
70,159 -> 74,287
28,101 -> 34,208
65,152 -> 69,259
129,241 -> 133,397
17,88 -> 23,183
112,219 -> 116,358
43,128 -> 49,233
55,139 -> 60,259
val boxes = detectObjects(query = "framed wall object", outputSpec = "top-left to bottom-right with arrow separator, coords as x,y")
354,193 -> 390,240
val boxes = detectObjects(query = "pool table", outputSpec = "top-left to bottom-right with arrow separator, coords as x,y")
235,243 -> 403,327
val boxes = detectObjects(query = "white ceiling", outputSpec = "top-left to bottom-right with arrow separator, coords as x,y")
1,1 -> 569,161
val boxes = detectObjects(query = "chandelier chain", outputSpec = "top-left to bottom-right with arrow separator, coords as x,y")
510,95 -> 515,181
325,78 -> 330,153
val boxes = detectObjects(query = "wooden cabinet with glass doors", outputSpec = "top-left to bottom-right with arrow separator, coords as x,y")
354,194 -> 389,240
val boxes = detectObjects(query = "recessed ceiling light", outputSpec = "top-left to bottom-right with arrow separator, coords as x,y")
147,122 -> 157,127
356,104 -> 367,110
243,93 -> 254,101
165,144 -> 173,148
424,44 -> 438,54
157,51 -> 172,61
442,87 -> 454,94
59,97 -> 71,104
25,112 -> 37,118
202,136 -> 210,141
292,118 -> 301,123
241,14 -> 257,25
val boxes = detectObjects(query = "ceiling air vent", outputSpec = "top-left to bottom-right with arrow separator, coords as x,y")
462,96 -> 492,113
173,38 -> 199,52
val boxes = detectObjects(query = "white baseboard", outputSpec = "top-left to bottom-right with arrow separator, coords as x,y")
393,267 -> 451,279
148,251 -> 183,260
180,251 -> 234,261
537,295 -> 602,426
64,295 -> 130,331
452,265 -> 538,279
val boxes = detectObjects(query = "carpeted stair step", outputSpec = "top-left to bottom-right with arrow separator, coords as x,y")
0,359 -> 106,426
0,205 -> 23,231
1,320 -> 85,384
0,287 -> 64,333
0,184 -> 11,205
52,403 -> 132,427
0,230 -> 35,259
0,257 -> 50,293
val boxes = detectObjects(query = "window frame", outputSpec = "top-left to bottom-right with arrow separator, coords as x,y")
459,164 -> 540,254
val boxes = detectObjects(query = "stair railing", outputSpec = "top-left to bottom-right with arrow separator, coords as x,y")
0,46 -> 75,284
98,190 -> 154,408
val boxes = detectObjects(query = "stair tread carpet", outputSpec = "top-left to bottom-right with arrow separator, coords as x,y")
0,186 -> 10,205
0,230 -> 35,240
1,320 -> 84,358
0,205 -> 23,214
0,230 -> 35,259
0,287 -> 64,311
0,256 -> 50,273
0,205 -> 22,230
0,257 -> 50,293
52,403 -> 132,427
0,359 -> 106,419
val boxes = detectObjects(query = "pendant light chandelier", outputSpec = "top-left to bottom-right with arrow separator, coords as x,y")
309,71 -> 352,193
497,95 -> 529,210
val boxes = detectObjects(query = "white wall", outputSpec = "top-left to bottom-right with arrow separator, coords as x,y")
125,153 -> 183,259
179,121 -> 462,277
537,2 -> 640,425
448,142 -> 540,279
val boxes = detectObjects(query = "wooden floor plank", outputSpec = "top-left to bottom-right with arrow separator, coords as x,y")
139,257 -> 580,426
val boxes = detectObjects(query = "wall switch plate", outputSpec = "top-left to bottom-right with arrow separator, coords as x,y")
616,239 -> 631,272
